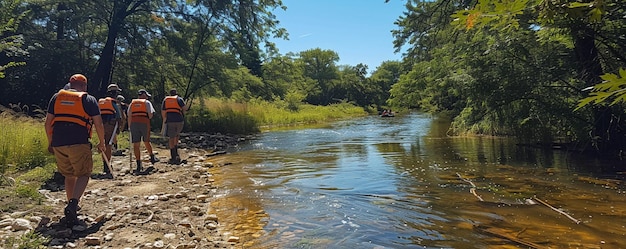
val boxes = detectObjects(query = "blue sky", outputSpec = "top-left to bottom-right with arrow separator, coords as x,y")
270,0 -> 407,72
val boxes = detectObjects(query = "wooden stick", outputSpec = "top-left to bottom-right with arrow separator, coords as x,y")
100,152 -> 115,179
475,225 -> 547,249
457,173 -> 484,201
533,196 -> 581,224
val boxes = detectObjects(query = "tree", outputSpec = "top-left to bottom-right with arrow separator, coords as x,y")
297,48 -> 340,105
0,0 -> 27,79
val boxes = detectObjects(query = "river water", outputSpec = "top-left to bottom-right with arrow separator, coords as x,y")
207,113 -> 626,248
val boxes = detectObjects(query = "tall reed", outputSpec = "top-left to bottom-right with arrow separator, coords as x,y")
0,114 -> 50,174
186,98 -> 368,133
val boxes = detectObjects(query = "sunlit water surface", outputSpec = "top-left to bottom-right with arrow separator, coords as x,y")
207,113 -> 626,249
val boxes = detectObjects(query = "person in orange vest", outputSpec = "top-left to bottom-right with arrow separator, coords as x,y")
128,89 -> 159,174
161,88 -> 189,164
97,84 -> 125,178
44,74 -> 106,227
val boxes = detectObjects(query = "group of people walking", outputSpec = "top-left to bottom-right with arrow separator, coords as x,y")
44,74 -> 188,227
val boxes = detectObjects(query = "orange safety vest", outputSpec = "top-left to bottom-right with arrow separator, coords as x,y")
163,96 -> 182,114
130,99 -> 150,123
98,97 -> 117,115
52,90 -> 93,132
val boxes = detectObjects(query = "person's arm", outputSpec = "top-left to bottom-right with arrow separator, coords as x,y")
92,115 -> 106,152
181,98 -> 190,114
45,113 -> 54,153
161,99 -> 167,123
127,107 -> 132,128
147,101 -> 154,119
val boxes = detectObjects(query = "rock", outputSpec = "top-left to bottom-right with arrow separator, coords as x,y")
11,218 -> 32,231
178,220 -> 192,228
0,218 -> 13,227
205,214 -> 218,222
104,233 -> 114,241
154,240 -> 165,248
85,236 -> 101,246
164,233 -> 176,239
28,216 -> 42,223
227,236 -> 240,243
196,195 -> 209,202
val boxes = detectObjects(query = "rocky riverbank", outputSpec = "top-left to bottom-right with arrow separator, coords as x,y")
0,132 -> 254,248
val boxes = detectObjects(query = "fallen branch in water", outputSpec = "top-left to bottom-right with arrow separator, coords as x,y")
475,225 -> 547,249
456,173 -> 484,201
533,196 -> 581,224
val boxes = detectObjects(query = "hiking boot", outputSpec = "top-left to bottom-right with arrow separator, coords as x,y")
168,156 -> 181,165
134,161 -> 142,175
103,162 -> 111,175
149,154 -> 160,164
64,198 -> 79,227
112,150 -> 124,156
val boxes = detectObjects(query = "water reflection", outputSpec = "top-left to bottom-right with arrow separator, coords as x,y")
208,113 -> 626,248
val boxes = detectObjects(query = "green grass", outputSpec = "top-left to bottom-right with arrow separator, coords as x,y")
186,98 -> 368,133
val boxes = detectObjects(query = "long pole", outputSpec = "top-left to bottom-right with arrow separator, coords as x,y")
108,122 -> 118,145
129,130 -> 133,172
100,150 -> 114,179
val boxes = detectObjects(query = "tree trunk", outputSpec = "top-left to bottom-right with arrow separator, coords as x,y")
573,26 -> 622,152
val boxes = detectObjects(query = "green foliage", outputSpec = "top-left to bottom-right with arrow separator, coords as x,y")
577,69 -> 626,109
0,0 -> 28,79
0,114 -> 52,173
2,230 -> 49,249
186,98 -> 367,132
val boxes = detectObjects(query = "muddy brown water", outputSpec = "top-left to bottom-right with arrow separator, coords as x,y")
208,113 -> 626,248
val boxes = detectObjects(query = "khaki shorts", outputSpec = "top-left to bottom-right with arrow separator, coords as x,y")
130,122 -> 150,143
53,144 -> 94,177
165,122 -> 184,138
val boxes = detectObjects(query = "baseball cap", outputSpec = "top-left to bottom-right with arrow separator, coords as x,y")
107,84 -> 122,92
69,74 -> 87,84
138,89 -> 152,97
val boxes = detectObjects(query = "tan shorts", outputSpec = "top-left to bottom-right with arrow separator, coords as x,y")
165,122 -> 184,138
53,144 -> 94,177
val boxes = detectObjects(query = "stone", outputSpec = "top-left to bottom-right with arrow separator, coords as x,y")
154,240 -> 165,248
85,236 -> 101,246
11,218 -> 32,231
205,214 -> 218,222
164,233 -> 176,239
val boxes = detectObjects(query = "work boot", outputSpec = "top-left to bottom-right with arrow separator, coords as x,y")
134,160 -> 142,175
149,154 -> 160,164
64,198 -> 79,228
169,148 -> 180,165
103,160 -> 111,174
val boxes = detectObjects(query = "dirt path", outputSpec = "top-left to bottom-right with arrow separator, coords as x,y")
32,146 -> 240,248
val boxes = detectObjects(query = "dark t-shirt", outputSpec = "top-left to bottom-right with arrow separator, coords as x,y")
47,91 -> 101,146
162,96 -> 186,123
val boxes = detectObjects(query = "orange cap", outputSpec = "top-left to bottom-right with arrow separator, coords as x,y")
69,74 -> 87,84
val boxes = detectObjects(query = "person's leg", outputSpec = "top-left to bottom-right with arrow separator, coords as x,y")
130,123 -> 144,172
72,175 -> 90,199
64,176 -> 77,201
133,142 -> 141,160
65,144 -> 93,226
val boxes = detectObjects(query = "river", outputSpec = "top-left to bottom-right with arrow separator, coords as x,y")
207,113 -> 626,249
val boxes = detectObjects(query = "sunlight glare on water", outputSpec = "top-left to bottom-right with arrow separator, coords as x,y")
208,113 -> 626,249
